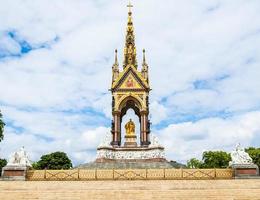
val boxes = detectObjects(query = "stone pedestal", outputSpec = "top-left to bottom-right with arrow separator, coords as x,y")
124,135 -> 137,147
2,166 -> 29,181
231,164 -> 259,179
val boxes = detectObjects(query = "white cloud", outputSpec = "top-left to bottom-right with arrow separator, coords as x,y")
0,33 -> 21,55
158,111 -> 260,163
150,101 -> 168,125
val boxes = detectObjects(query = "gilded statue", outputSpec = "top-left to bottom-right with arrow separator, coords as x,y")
125,119 -> 135,136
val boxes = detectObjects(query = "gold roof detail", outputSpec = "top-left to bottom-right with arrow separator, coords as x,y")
112,65 -> 149,91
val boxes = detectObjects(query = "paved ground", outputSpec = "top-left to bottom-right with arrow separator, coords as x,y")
0,179 -> 260,200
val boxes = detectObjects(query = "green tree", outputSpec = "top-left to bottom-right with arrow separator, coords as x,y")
0,111 -> 6,176
202,151 -> 231,168
33,151 -> 72,170
245,147 -> 260,167
0,158 -> 7,176
187,158 -> 203,169
0,110 -> 5,142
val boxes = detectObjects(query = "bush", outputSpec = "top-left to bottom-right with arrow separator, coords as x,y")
33,151 -> 72,170
202,151 -> 231,168
187,158 -> 203,168
187,151 -> 231,169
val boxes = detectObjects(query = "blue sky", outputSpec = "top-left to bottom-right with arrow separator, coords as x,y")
0,0 -> 260,165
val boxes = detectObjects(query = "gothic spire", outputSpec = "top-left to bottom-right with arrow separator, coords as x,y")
123,2 -> 137,69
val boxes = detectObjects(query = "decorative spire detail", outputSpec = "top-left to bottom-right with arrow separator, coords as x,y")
142,49 -> 146,64
114,49 -> 118,65
123,2 -> 137,69
142,49 -> 149,82
112,49 -> 119,81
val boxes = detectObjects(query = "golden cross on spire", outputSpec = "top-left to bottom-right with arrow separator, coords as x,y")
127,1 -> 133,12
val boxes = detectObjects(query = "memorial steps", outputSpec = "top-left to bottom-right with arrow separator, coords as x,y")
0,180 -> 260,200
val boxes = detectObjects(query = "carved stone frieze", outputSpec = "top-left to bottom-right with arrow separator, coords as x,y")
96,147 -> 165,160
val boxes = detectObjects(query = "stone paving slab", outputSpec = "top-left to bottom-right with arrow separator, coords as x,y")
0,180 -> 260,200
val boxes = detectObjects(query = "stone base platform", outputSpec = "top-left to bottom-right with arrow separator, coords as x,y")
124,135 -> 137,147
1,166 -> 28,181
81,145 -> 169,169
231,164 -> 259,178
78,161 -> 173,169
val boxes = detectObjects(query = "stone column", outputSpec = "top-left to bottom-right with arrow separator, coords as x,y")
117,114 -> 121,146
143,114 -> 147,142
140,116 -> 143,145
111,111 -> 120,146
140,111 -> 150,146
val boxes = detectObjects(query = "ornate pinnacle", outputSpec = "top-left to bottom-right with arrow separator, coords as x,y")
114,49 -> 118,65
123,2 -> 137,69
142,49 -> 149,82
112,49 -> 119,82
142,49 -> 146,64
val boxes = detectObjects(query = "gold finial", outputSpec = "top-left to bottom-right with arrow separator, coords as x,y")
127,1 -> 133,13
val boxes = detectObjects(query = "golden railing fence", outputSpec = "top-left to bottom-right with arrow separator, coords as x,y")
26,168 -> 233,181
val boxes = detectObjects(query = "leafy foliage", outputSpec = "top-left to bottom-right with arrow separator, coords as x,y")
33,151 -> 72,170
245,147 -> 260,167
0,158 -> 7,176
0,111 -> 5,142
202,151 -> 231,168
187,158 -> 203,168
187,151 -> 231,169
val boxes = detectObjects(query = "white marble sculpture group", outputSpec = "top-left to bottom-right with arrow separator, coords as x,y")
7,147 -> 32,167
229,143 -> 253,166
96,148 -> 165,160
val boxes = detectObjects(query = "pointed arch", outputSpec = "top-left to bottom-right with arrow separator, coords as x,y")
118,95 -> 142,118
